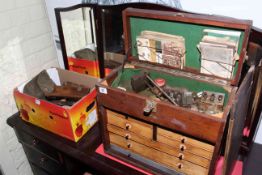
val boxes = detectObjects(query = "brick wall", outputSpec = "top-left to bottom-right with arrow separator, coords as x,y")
0,0 -> 59,174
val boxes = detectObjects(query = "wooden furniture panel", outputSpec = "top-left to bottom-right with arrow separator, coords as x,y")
109,132 -> 208,175
107,110 -> 153,139
223,66 -> 255,175
242,61 -> 262,151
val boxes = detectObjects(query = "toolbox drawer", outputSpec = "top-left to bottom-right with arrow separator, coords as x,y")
109,132 -> 208,175
157,134 -> 213,160
106,110 -> 153,139
157,128 -> 214,160
107,124 -> 211,168
22,144 -> 65,175
158,128 -> 214,152
15,129 -> 60,162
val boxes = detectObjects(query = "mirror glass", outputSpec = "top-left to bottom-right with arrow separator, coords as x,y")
60,7 -> 99,77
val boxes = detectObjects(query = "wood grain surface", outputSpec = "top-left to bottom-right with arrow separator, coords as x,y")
109,132 -> 208,175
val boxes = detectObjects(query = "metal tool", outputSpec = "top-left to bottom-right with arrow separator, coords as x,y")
144,74 -> 178,106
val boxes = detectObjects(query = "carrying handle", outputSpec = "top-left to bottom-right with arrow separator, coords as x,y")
125,123 -> 131,130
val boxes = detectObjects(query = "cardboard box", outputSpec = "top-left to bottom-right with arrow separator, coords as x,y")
14,68 -> 99,142
68,57 -> 100,77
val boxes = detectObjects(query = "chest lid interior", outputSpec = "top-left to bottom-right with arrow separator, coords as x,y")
123,8 -> 252,86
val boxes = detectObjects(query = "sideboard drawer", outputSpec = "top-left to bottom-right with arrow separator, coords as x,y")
23,144 -> 65,175
30,163 -> 50,175
15,129 -> 60,162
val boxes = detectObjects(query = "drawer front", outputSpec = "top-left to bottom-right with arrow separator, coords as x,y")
22,144 -> 65,175
15,130 -> 60,161
107,124 -> 211,168
158,128 -> 214,152
109,132 -> 208,175
106,110 -> 153,139
30,163 -> 50,175
157,128 -> 214,160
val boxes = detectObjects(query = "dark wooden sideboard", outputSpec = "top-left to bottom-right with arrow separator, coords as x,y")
7,113 -> 145,175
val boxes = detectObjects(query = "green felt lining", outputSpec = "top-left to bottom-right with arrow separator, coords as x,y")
129,17 -> 245,78
111,68 -> 229,106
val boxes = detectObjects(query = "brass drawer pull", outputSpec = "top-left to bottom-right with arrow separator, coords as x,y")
127,143 -> 132,148
177,163 -> 183,169
181,137 -> 187,144
32,138 -> 38,146
39,157 -> 46,165
179,144 -> 186,151
125,123 -> 131,130
178,153 -> 184,160
125,134 -> 131,140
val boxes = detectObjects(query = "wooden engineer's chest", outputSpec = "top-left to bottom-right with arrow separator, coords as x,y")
96,8 -> 254,175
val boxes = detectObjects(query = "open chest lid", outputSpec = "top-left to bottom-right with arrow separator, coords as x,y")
123,8 -> 252,86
